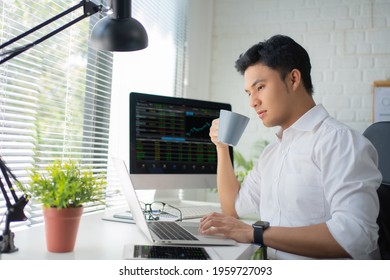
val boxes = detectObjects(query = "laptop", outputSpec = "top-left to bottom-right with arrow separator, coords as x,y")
112,157 -> 236,246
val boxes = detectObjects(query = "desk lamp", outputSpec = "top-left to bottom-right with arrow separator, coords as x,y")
0,0 -> 148,65
0,0 -> 148,253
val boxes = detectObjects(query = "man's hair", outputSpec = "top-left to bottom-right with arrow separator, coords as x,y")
235,35 -> 314,95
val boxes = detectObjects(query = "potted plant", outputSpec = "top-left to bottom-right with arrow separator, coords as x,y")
21,160 -> 106,253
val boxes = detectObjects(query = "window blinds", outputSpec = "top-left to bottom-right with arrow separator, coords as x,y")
0,0 -> 189,230
0,0 -> 113,229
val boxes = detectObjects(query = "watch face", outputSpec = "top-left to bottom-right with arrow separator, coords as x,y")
253,221 -> 270,228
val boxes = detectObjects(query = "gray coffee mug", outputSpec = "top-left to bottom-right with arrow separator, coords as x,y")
217,109 -> 249,146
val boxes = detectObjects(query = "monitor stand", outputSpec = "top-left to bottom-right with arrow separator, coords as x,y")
152,189 -> 182,203
153,188 -> 213,206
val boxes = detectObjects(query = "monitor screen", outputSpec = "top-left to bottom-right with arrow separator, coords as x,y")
129,92 -> 233,190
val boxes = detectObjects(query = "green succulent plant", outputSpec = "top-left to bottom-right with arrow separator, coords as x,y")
21,160 -> 106,209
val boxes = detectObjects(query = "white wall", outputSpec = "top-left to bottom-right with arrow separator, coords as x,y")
186,0 -> 390,159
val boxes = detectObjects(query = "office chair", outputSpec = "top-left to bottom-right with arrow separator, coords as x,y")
363,121 -> 390,260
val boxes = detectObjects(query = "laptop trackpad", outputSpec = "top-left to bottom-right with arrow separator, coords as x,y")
180,222 -> 228,240
180,222 -> 199,235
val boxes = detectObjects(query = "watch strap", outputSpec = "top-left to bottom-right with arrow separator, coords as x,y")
253,226 -> 265,245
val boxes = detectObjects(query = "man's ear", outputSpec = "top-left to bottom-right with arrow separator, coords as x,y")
289,69 -> 301,91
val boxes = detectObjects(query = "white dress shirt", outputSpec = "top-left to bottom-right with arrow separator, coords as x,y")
235,104 -> 382,259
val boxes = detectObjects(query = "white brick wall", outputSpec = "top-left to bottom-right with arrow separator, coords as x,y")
199,0 -> 390,158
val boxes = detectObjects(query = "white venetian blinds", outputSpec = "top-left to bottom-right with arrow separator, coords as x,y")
0,0 -> 189,229
0,0 -> 113,227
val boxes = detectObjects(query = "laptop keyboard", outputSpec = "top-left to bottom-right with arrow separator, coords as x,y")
148,221 -> 199,241
179,205 -> 221,219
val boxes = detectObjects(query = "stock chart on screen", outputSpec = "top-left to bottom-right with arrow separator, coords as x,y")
130,93 -> 231,175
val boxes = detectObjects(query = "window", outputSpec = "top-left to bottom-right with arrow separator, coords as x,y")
0,0 -> 112,229
0,0 -> 189,230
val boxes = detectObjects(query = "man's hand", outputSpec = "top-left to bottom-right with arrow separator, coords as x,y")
199,212 -> 253,243
209,119 -> 229,149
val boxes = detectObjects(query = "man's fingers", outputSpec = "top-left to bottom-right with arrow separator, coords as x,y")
199,213 -> 228,234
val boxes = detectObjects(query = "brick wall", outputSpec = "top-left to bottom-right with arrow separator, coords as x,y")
206,0 -> 390,158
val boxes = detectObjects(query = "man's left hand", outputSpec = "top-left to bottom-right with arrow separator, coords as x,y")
199,212 -> 253,243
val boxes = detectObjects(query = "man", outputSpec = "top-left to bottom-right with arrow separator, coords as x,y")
199,35 -> 382,259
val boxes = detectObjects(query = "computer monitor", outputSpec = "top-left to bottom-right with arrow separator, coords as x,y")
129,92 -> 233,190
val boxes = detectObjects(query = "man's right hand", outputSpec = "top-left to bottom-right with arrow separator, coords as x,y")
209,119 -> 229,149
209,118 -> 239,217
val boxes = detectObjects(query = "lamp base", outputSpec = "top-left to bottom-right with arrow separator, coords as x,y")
0,231 -> 18,253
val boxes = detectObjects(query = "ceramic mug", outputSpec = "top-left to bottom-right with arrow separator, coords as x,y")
217,109 -> 249,146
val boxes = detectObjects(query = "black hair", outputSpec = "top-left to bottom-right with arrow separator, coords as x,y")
235,35 -> 314,95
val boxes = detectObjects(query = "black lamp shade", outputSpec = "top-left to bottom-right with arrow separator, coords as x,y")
90,15 -> 148,52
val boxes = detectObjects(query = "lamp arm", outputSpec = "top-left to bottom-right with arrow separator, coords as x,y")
0,0 -> 102,65
0,157 -> 30,253
0,176 -> 12,209
0,156 -> 28,214
0,159 -> 19,205
0,1 -> 84,51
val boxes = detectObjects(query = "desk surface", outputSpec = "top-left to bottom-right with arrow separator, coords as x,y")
1,209 -> 255,260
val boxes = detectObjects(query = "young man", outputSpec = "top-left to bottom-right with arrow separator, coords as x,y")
199,35 -> 382,259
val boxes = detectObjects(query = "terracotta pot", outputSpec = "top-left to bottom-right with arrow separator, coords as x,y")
43,207 -> 83,253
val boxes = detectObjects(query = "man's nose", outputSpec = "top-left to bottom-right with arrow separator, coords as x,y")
249,93 -> 260,108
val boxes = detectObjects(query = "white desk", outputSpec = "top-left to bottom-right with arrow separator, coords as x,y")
1,210 -> 256,260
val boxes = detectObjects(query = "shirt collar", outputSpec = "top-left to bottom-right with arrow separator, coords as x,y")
276,104 -> 329,138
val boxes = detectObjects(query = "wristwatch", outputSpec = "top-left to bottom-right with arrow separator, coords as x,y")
252,220 -> 270,246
